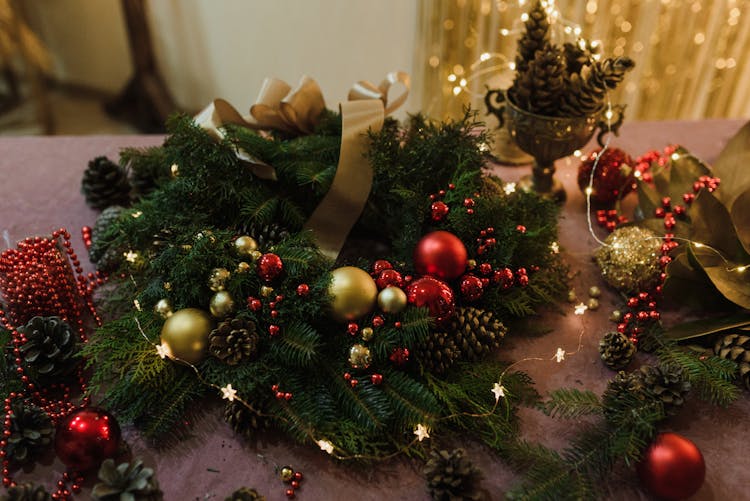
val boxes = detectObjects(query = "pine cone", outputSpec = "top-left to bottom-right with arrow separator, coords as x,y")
225,487 -> 266,501
243,222 -> 290,251
0,483 -> 51,501
18,317 -> 79,381
224,400 -> 268,439
424,448 -> 483,501
209,317 -> 259,365
6,401 -> 53,465
89,205 -> 127,272
637,363 -> 691,413
91,458 -> 163,501
714,332 -> 750,390
451,307 -> 506,362
514,0 -> 551,75
598,331 -> 636,370
510,43 -> 565,116
562,41 -> 600,75
416,331 -> 460,375
559,57 -> 635,116
81,156 -> 131,210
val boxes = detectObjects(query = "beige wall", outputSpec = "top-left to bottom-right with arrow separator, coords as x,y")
24,0 -> 419,115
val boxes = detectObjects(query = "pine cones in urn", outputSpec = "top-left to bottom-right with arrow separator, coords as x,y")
225,487 -> 266,501
637,362 -> 691,413
91,459 -> 163,501
598,331 -> 636,370
209,317 -> 259,365
514,0 -> 550,75
510,44 -> 565,116
6,401 -> 53,465
81,156 -> 131,210
424,448 -> 483,501
0,483 -> 52,501
18,316 -> 79,381
714,332 -> 750,390
559,57 -> 635,116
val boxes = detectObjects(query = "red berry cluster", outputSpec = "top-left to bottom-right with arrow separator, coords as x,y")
272,384 -> 293,401
428,183 -> 456,222
595,209 -> 629,232
282,467 -> 305,498
475,227 -> 496,256
632,145 -> 678,183
81,226 -> 92,250
389,347 -> 409,365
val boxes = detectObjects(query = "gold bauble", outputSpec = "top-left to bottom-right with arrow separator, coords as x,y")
210,291 -> 235,318
594,226 -> 661,293
260,285 -> 275,297
234,236 -> 259,257
280,466 -> 294,482
348,343 -> 372,369
377,286 -> 407,314
250,250 -> 262,262
208,268 -> 231,292
361,327 -> 374,341
328,266 -> 378,322
236,261 -> 251,273
160,308 -> 212,364
154,298 -> 173,318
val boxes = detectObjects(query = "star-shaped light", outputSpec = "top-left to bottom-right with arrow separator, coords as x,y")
550,241 -> 560,254
220,384 -> 237,402
317,439 -> 334,454
574,302 -> 588,315
414,423 -> 430,441
491,382 -> 506,402
555,348 -> 566,363
124,250 -> 139,263
504,182 -> 517,195
156,343 -> 170,359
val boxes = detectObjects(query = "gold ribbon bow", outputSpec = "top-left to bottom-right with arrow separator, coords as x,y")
194,72 -> 410,259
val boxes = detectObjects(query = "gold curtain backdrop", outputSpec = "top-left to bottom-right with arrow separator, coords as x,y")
415,0 -> 750,122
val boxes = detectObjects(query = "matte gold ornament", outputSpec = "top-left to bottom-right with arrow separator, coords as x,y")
260,285 -> 274,297
154,298 -> 173,318
377,286 -> 407,314
587,298 -> 600,310
234,236 -> 259,257
208,268 -> 231,292
210,291 -> 235,318
280,466 -> 294,482
348,344 -> 372,369
328,266 -> 378,322
361,327 -> 374,341
160,308 -> 212,364
250,250 -> 262,262
588,286 -> 601,298
594,226 -> 661,293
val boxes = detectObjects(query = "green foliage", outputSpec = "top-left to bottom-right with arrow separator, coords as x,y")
542,388 -> 602,419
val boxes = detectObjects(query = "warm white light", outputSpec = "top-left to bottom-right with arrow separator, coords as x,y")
447,74 -> 457,82
521,13 -> 529,21
459,78 -> 467,87
480,52 -> 491,61
509,62 -> 516,70
671,153 -> 680,161
453,86 -> 462,96
585,187 -> 593,195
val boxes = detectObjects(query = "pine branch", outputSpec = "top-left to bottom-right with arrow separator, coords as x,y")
543,388 -> 603,419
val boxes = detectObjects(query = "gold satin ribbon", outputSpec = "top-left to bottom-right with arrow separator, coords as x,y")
194,72 -> 410,259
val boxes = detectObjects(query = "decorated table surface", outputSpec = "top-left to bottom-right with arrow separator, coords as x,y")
1,118 -> 748,500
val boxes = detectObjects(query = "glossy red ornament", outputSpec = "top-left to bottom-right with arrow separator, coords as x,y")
257,253 -> 283,282
389,347 -> 410,366
577,147 -> 636,206
459,274 -> 484,301
376,269 -> 403,289
406,276 -> 455,325
296,284 -> 309,296
430,201 -> 450,222
413,231 -> 467,280
54,407 -> 121,471
370,373 -> 383,385
636,432 -> 705,500
371,260 -> 392,276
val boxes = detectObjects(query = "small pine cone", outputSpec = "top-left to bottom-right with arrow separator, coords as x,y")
0,483 -> 52,501
6,401 -> 53,465
514,0 -> 551,75
450,307 -> 506,362
92,459 -> 163,501
562,41 -> 599,75
81,156 -> 131,210
598,331 -> 636,370
209,317 -> 259,365
243,222 -> 291,251
224,400 -> 268,439
18,316 -> 79,381
225,487 -> 266,501
714,333 -> 750,390
424,448 -> 483,501
89,205 -> 127,271
560,57 -> 635,117
510,44 -> 565,116
416,331 -> 460,374
637,362 -> 691,413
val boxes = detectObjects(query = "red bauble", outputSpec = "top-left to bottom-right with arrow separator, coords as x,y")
376,269 -> 403,289
636,432 -> 705,500
459,274 -> 484,301
371,260 -> 393,276
577,147 -> 635,206
257,253 -> 283,282
54,407 -> 121,471
430,201 -> 450,222
406,276 -> 455,325
413,231 -> 468,280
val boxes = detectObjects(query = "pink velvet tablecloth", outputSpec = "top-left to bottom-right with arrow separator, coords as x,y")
1,119 -> 749,500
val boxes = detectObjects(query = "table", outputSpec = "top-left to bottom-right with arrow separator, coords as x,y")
1,119 -> 748,500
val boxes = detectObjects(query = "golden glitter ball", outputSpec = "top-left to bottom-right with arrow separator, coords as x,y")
594,226 -> 661,293
260,285 -> 275,297
348,343 -> 372,369
587,298 -> 600,310
361,327 -> 374,341
250,250 -> 263,262
210,290 -> 235,318
377,286 -> 407,314
588,286 -> 602,298
163,281 -> 172,291
236,261 -> 251,273
280,466 -> 294,482
234,235 -> 259,257
467,259 -> 477,270
567,289 -> 578,303
208,268 -> 231,292
610,309 -> 622,322
160,308 -> 212,364
154,298 -> 173,319
328,266 -> 378,322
